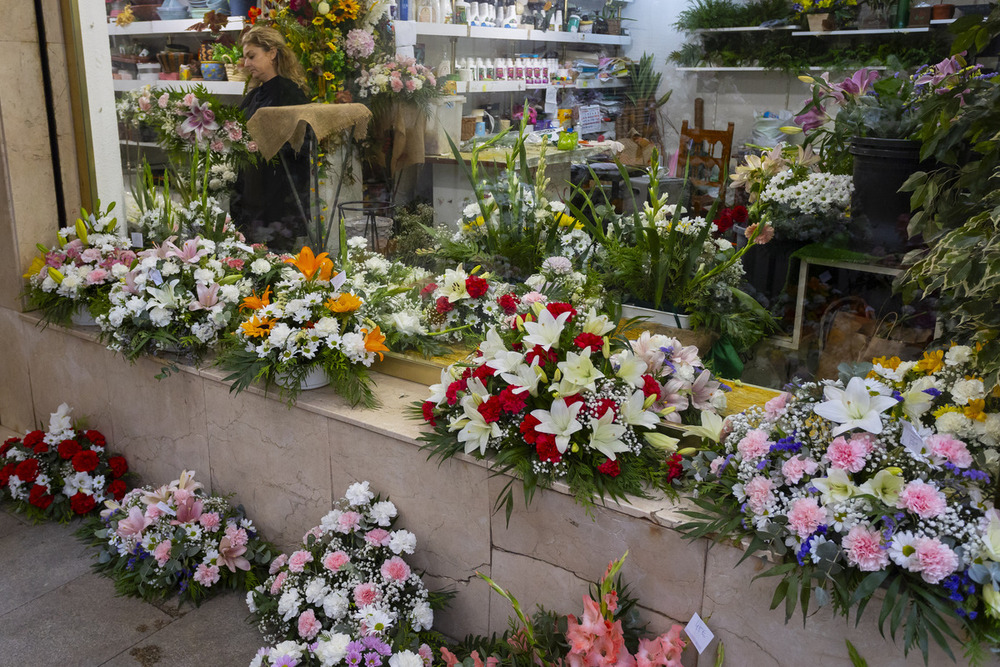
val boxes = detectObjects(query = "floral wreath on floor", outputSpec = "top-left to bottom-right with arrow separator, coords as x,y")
413,303 -> 727,517
0,404 -> 128,522
218,246 -> 388,407
81,470 -> 274,605
248,481 -> 444,667
679,345 -> 1000,663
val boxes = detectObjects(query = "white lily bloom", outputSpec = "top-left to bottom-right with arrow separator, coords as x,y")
500,364 -> 542,396
581,307 -> 615,336
486,350 -> 525,375
556,349 -> 604,395
588,409 -> 628,461
523,309 -> 571,350
615,351 -> 648,387
457,395 -> 500,455
479,327 -> 507,360
440,267 -> 470,303
811,468 -> 858,504
619,390 -> 659,429
531,398 -> 584,453
813,376 -> 898,436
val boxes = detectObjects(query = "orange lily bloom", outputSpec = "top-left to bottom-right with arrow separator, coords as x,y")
362,326 -> 389,361
241,285 -> 272,311
240,314 -> 277,338
285,246 -> 334,281
326,292 -> 363,313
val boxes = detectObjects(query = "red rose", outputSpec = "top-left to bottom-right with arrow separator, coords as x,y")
420,282 -> 438,298
58,439 -> 81,459
69,492 -> 96,515
497,293 -> 520,315
498,386 -> 527,414
477,396 -> 503,424
422,401 -> 438,427
435,296 -> 454,314
536,434 -> 562,463
545,302 -> 577,321
641,375 -> 662,401
71,450 -> 100,473
712,209 -> 734,235
0,463 -> 15,487
0,437 -> 18,458
731,205 -> 748,224
22,430 -> 44,449
85,430 -> 107,448
15,459 -> 39,483
573,332 -> 604,352
519,414 -> 542,445
465,275 -> 489,299
598,459 -> 621,477
107,479 -> 128,502
108,455 -> 128,479
28,484 -> 53,509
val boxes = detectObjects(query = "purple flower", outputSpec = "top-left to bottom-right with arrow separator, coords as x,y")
272,655 -> 300,667
795,104 -> 827,131
179,99 -> 220,142
833,68 -> 880,100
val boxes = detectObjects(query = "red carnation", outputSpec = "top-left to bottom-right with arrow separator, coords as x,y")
446,379 -> 467,406
0,437 -> 18,458
435,296 -> 454,314
108,455 -> 128,479
595,398 -> 618,420
32,440 -> 49,455
71,450 -> 100,473
28,484 -> 53,509
563,394 -> 585,408
0,463 -> 15,487
22,430 -> 44,449
107,479 -> 127,502
497,293 -> 520,315
461,367 -> 474,380
598,459 -> 621,477
14,459 -> 39,484
472,364 -> 496,382
477,396 -> 503,424
58,439 -> 81,460
86,430 -> 106,448
422,401 -> 438,427
69,492 -> 96,515
526,345 -> 559,367
641,374 -> 662,401
573,332 -> 604,352
420,282 -> 438,298
731,205 -> 748,224
498,386 -> 527,413
665,453 -> 684,483
545,302 -> 577,321
536,434 -> 562,463
519,414 -> 542,445
465,275 -> 489,299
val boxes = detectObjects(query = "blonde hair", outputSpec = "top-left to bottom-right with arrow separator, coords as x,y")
241,25 -> 309,92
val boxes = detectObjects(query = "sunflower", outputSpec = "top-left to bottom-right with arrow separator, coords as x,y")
330,0 -> 361,23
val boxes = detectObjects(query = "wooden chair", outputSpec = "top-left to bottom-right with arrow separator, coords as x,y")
676,120 -> 734,215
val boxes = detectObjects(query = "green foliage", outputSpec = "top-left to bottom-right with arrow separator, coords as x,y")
674,0 -> 790,31
388,202 -> 437,270
625,53 -> 672,108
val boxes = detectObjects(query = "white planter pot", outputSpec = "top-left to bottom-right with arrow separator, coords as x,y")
620,303 -> 690,330
277,366 -> 330,391
70,304 -> 98,327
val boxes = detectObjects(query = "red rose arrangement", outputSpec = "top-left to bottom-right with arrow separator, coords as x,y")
0,403 -> 129,521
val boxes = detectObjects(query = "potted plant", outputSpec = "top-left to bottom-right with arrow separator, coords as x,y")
792,0 -> 860,30
619,53 -> 671,148
212,42 -> 246,81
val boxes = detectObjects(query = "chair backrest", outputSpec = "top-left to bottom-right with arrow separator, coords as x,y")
676,120 -> 735,214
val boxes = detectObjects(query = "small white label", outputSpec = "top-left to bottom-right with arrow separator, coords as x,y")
684,613 -> 715,654
900,420 -> 926,454
148,269 -> 163,286
130,232 -> 144,248
155,501 -> 176,516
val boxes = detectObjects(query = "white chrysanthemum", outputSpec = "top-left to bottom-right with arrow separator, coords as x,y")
272,641 -> 305,661
277,588 -> 302,622
322,590 -> 349,620
315,633 -> 352,667
936,411 -> 970,436
250,258 -> 271,274
313,317 -> 341,338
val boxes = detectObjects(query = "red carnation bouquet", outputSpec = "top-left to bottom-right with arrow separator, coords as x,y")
0,403 -> 129,521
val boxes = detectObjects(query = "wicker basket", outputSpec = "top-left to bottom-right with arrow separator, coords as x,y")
157,51 -> 195,73
224,63 -> 248,82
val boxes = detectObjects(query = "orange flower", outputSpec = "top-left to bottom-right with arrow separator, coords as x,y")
964,399 -> 987,422
241,285 -> 272,311
240,314 -> 277,338
326,292 -> 363,313
285,246 -> 334,281
915,349 -> 945,374
363,326 -> 389,361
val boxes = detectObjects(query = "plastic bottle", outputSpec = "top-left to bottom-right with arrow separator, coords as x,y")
400,0 -> 409,20
505,57 -> 514,80
468,1 -> 479,25
494,57 -> 506,80
476,57 -> 487,82
454,0 -> 468,24
416,0 -> 434,22
514,57 -> 524,81
894,0 -> 910,28
439,0 -> 453,23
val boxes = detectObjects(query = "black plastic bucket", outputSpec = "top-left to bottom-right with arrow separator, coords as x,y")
849,137 -> 921,255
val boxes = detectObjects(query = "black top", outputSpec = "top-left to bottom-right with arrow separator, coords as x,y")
231,76 -> 311,252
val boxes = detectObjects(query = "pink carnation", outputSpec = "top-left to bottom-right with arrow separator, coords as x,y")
269,553 -> 288,575
158,93 -> 169,108
781,455 -> 818,484
269,571 -> 287,595
199,511 -> 221,532
144,504 -> 163,521
324,550 -> 350,572
297,609 -> 322,640
391,77 -> 404,93
154,539 -> 173,567
80,248 -> 101,263
850,432 -> 877,455
826,435 -> 868,473
737,429 -> 771,460
365,528 -> 391,546
927,434 -> 973,468
418,644 -> 433,667
210,140 -> 224,153
913,537 -> 959,584
896,480 -> 947,518
709,457 -> 727,476
247,140 -> 258,153
225,524 -> 249,548
380,556 -> 412,582
138,96 -> 151,111
405,79 -> 416,92
763,392 -> 791,420
743,475 -> 774,514
303,525 -> 323,542
336,510 -> 362,534
841,525 -> 888,572
353,581 -> 381,607
522,291 -> 547,305
786,497 -> 826,538
193,563 -> 220,587
288,549 -> 314,573
228,126 -> 243,141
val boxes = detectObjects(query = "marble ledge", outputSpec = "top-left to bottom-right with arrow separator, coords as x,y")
16,311 -> 707,532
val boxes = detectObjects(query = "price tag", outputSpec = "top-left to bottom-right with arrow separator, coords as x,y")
130,232 -> 144,248
900,420 -> 926,454
148,269 -> 163,286
684,613 -> 715,654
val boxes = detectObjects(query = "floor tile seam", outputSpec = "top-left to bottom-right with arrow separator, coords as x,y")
0,569 -> 92,619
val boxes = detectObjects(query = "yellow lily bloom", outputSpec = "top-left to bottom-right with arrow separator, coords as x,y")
23,255 -> 46,279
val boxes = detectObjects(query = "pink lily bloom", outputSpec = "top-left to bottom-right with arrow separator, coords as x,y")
117,506 -> 152,538
179,99 -> 219,142
171,493 -> 204,525
217,536 -> 251,572
164,238 -> 210,264
189,282 -> 220,311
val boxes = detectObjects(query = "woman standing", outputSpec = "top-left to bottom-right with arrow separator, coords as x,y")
231,26 -> 311,251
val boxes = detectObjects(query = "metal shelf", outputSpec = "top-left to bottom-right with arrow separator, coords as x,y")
107,17 -> 245,36
792,27 -> 930,36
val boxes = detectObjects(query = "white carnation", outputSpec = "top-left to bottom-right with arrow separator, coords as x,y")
369,500 -> 397,526
390,650 -> 425,667
345,481 -> 374,506
388,529 -> 416,555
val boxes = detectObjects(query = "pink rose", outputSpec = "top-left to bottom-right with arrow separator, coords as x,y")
228,126 -> 243,141
353,581 -> 380,607
158,93 -> 169,108
154,539 -> 173,567
927,434 -> 973,468
786,497 -> 826,538
323,550 -> 350,572
826,435 -> 868,473
913,537 -> 958,584
298,609 -> 322,640
781,455 -> 818,484
247,141 -> 258,152
380,556 -> 411,582
365,528 -> 391,546
743,475 -> 773,515
842,525 -> 888,572
269,553 -> 288,575
193,563 -> 220,587
288,549 -> 314,573
138,96 -> 151,111
737,429 -> 771,460
897,480 -> 947,518
199,511 -> 221,532
269,571 -> 287,595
